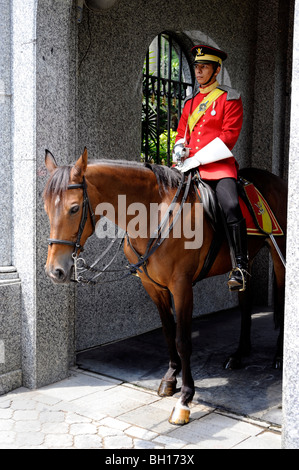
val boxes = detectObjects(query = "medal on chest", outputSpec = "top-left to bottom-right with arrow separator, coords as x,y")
198,101 -> 208,113
211,101 -> 216,116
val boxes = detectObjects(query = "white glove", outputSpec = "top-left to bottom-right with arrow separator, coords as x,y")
179,137 -> 233,173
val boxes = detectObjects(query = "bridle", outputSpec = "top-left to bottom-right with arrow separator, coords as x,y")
47,176 -> 96,259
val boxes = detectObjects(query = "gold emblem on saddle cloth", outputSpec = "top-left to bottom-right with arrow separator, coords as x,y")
240,178 -> 284,236
188,88 -> 225,134
254,196 -> 272,234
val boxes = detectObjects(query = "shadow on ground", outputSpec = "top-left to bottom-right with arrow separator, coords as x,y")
77,307 -> 282,426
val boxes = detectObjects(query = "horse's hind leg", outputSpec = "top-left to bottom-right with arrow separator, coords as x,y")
272,272 -> 284,369
141,280 -> 181,397
267,237 -> 286,369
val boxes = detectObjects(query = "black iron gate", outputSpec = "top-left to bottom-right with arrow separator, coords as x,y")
142,33 -> 194,166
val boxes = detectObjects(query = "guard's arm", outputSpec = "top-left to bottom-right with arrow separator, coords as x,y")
179,137 -> 233,172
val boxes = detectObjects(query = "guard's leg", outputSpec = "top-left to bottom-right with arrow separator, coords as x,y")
227,218 -> 249,291
214,178 -> 249,291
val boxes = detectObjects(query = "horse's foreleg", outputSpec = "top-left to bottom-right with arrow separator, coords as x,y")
168,281 -> 194,425
223,276 -> 252,370
157,294 -> 182,397
140,280 -> 181,396
157,306 -> 182,397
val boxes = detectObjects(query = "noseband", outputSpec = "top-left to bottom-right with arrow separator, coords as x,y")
47,176 -> 96,257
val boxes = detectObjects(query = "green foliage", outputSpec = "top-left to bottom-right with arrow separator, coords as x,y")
159,129 -> 177,161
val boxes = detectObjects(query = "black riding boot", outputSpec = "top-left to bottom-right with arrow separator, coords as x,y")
227,218 -> 249,292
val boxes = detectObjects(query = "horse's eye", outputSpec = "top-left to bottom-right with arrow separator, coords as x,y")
70,205 -> 80,215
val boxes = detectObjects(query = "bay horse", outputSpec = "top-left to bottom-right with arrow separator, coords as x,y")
43,148 -> 286,425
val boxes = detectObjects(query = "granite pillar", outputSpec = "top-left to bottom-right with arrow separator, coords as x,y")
11,0 -> 76,389
282,0 -> 299,449
0,0 -> 22,395
0,0 -> 12,267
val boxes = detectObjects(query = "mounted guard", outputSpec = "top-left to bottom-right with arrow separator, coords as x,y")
173,44 -> 248,291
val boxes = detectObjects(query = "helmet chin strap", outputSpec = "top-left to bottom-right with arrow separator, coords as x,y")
201,63 -> 219,87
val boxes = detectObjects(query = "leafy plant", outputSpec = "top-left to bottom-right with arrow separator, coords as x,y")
159,129 -> 177,162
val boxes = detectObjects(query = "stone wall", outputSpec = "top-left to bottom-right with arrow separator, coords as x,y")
75,0 -> 255,350
0,271 -> 21,395
74,0 -> 293,350
282,0 -> 299,449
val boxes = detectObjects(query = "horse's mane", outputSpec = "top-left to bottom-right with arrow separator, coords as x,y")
43,160 -> 183,202
144,162 -> 182,192
90,159 -> 182,191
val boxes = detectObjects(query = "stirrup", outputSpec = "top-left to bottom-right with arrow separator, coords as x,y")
228,266 -> 247,292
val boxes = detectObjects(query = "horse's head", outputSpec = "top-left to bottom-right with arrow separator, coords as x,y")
44,148 -> 95,284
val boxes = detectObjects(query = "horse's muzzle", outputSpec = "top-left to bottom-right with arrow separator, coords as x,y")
45,263 -> 73,284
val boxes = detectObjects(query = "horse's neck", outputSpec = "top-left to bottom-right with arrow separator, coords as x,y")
85,162 -> 164,236
86,162 -> 161,206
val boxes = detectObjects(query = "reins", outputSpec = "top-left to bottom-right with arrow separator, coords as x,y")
125,172 -> 192,288
48,171 -> 192,286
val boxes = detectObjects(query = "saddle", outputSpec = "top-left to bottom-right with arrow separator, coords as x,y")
192,173 -> 284,285
193,175 -> 220,232
193,173 -> 284,237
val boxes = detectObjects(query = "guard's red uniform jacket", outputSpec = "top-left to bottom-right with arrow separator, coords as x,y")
175,81 -> 243,180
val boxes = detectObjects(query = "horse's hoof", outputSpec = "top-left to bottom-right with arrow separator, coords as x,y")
223,356 -> 242,370
169,405 -> 190,425
158,379 -> 176,397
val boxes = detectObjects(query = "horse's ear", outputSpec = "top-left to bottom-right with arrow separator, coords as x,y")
45,150 -> 58,174
70,147 -> 88,182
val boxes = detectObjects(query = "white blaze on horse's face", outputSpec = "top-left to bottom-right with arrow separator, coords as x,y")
45,191 -> 83,284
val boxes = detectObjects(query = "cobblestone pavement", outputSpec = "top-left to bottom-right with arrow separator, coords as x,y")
0,368 -> 281,449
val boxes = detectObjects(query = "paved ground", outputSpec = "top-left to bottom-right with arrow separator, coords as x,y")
0,308 -> 282,449
0,370 -> 281,451
0,369 -> 281,450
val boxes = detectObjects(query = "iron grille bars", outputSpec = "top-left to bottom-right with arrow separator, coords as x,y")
142,33 -> 193,166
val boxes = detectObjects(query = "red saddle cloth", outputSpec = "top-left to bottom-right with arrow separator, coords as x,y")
239,180 -> 284,236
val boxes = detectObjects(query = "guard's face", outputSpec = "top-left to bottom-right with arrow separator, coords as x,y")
194,63 -> 220,87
